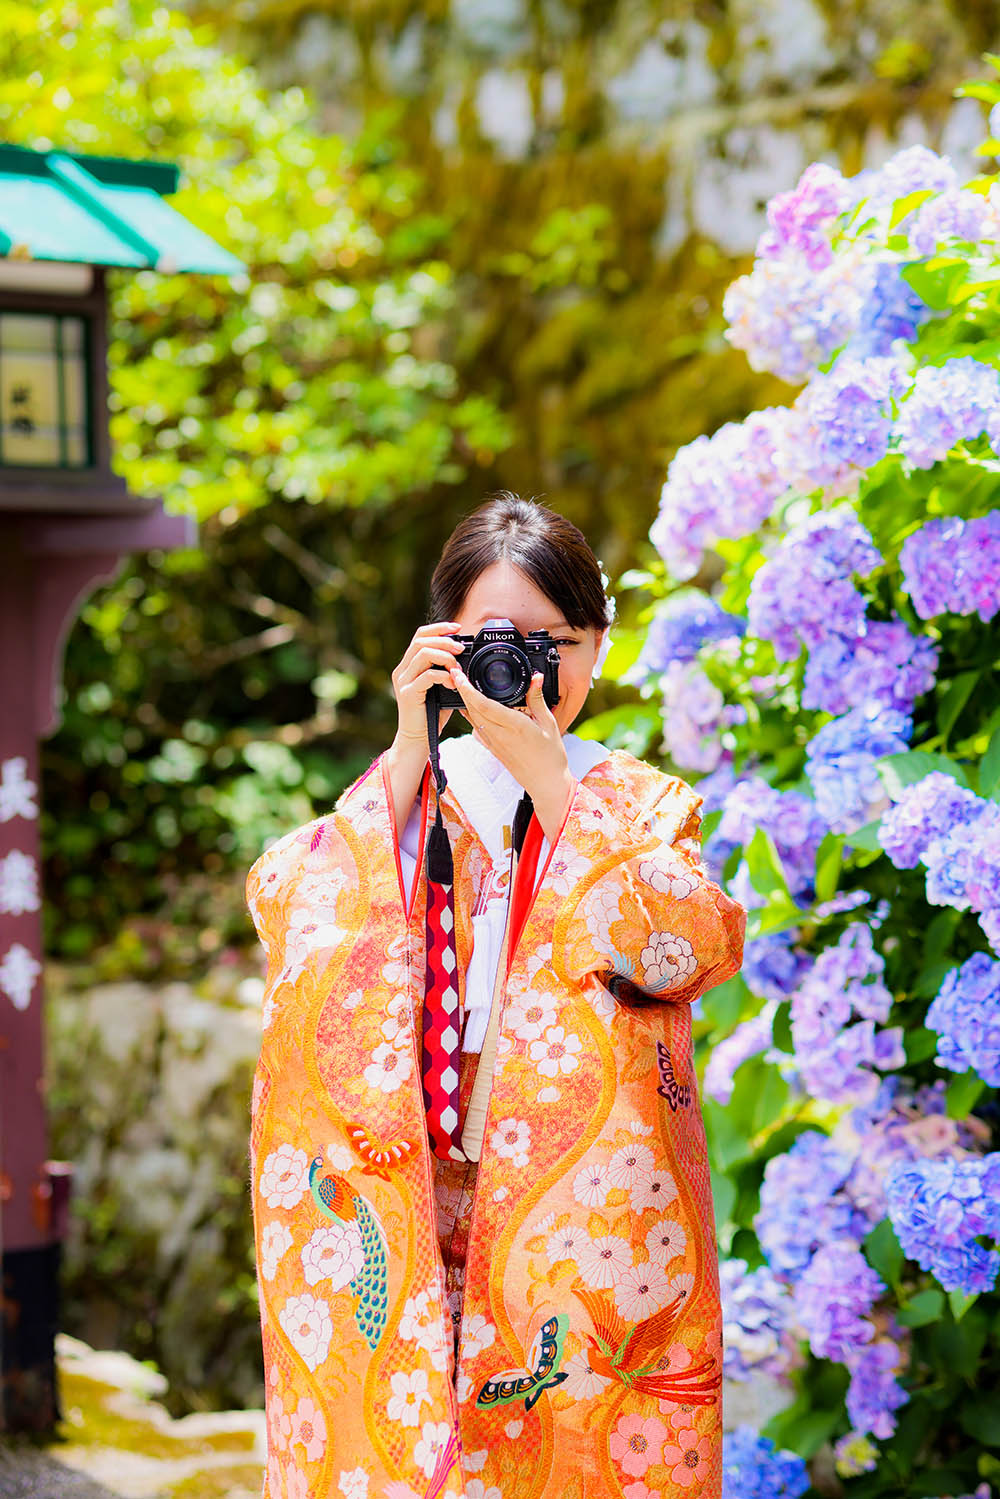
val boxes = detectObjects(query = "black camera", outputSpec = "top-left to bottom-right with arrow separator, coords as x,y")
431,618 -> 561,710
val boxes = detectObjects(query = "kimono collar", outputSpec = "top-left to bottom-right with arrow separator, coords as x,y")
437,731 -> 611,865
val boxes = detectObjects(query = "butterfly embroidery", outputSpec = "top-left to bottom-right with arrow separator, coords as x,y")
346,1123 -> 417,1180
475,1314 -> 569,1411
656,1042 -> 692,1111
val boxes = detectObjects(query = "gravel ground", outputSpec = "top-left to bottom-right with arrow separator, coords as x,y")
0,1445 -> 124,1499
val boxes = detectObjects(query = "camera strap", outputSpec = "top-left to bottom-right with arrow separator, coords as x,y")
422,697 -> 465,1161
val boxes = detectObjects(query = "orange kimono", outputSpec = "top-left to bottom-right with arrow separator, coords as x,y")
247,748 -> 745,1499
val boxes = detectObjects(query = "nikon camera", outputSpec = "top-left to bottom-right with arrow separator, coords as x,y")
429,618 -> 561,711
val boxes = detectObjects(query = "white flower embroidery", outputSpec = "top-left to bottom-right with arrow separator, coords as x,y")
490,1117 -> 530,1168
505,992 -> 558,1043
260,1145 -> 310,1210
606,1143 -> 656,1192
301,1221 -> 365,1290
637,859 -> 697,900
338,1467 -> 369,1499
629,1170 -> 678,1214
386,1369 -> 432,1427
627,1117 -> 655,1137
640,931 -> 697,991
464,1450 -> 489,1473
504,1420 -> 523,1439
467,1481 -> 503,1499
399,1289 -> 432,1342
582,884 -> 623,954
455,1370 -> 474,1404
325,1142 -> 355,1172
560,1348 -> 613,1400
343,989 -> 365,1010
363,1041 -> 413,1094
545,849 -> 592,897
290,1396 -> 327,1462
414,1420 -> 452,1479
646,1219 -> 688,1266
278,1292 -> 333,1371
528,1025 -> 583,1078
0,850 -> 39,915
284,905 -> 345,969
546,1224 -> 588,1266
261,993 -> 276,1031
0,758 -> 38,822
576,1234 -> 633,1290
0,943 -> 41,1012
667,1272 -> 696,1305
572,1163 -> 611,1208
613,1261 -> 675,1321
260,1221 -> 294,1281
460,1313 -> 497,1359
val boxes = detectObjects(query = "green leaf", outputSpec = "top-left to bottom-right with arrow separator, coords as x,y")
901,256 -> 970,309
574,703 -> 659,756
864,1218 -> 904,1289
936,670 -> 979,743
897,1287 -> 945,1327
745,827 -> 792,901
981,724 -> 1000,798
950,1288 -> 980,1323
946,1069 -> 986,1119
751,1067 -> 790,1135
904,1027 -> 939,1065
814,831 -> 843,904
772,1000 -> 793,1054
842,818 -> 883,851
878,750 -> 972,803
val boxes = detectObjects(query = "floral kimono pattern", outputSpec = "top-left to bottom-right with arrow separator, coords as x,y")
247,748 -> 745,1499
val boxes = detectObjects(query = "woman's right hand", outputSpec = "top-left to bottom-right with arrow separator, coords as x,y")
389,621 -> 464,759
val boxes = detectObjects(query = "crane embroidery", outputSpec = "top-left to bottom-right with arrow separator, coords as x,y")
309,1154 -> 388,1349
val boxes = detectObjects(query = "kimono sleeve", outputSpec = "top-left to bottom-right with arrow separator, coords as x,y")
559,775 -> 745,1007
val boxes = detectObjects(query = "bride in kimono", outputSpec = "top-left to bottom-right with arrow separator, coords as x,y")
247,494 -> 746,1499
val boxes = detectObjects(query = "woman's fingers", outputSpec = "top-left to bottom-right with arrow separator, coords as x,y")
394,644 -> 463,689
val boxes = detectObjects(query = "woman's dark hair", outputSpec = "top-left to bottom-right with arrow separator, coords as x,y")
430,493 -> 610,632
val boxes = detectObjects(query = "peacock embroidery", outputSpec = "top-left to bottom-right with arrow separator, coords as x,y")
309,1154 -> 389,1349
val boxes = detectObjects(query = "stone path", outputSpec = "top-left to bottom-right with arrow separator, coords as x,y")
0,1335 -> 265,1499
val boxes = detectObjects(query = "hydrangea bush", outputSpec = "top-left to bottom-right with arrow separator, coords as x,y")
596,74 -> 1000,1498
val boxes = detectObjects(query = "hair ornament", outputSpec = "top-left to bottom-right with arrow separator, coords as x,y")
592,563 -> 617,682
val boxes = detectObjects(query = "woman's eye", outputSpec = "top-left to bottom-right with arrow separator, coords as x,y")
554,638 -> 578,647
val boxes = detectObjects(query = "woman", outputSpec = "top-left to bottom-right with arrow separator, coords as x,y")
247,495 -> 745,1499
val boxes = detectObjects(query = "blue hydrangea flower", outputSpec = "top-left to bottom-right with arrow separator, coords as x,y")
755,1131 -> 863,1277
849,259 -> 933,357
805,704 -> 912,833
724,249 -> 870,385
894,358 -> 1000,470
802,618 -> 938,717
885,1154 -> 1000,1294
789,357 -> 902,491
722,1427 -> 810,1499
742,929 -> 814,1001
704,1007 -> 776,1105
900,512 -> 1000,622
628,591 -> 746,684
844,1338 -> 910,1441
793,1240 -> 885,1361
878,772 -> 983,869
719,1256 -> 797,1381
748,507 -> 883,663
715,775 -> 828,898
926,952 -> 1000,1087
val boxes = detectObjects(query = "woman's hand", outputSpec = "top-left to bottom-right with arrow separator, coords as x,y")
447,666 -> 576,844
385,622 -> 464,835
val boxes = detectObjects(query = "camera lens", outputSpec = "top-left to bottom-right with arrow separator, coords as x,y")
469,644 -> 529,704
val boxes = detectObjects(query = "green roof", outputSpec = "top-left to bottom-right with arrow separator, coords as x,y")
0,144 -> 244,275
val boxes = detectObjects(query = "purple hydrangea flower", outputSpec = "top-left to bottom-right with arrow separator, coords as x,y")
757,161 -> 858,269
924,802 -> 1000,942
926,952 -> 1000,1086
789,922 -> 902,1106
787,357 -> 901,493
805,704 -> 912,833
724,250 -> 870,385
704,1007 -> 776,1105
894,359 -> 1000,469
755,1131 -> 863,1277
906,187 -> 990,257
793,1240 -> 885,1361
715,776 -> 828,898
885,1154 -> 1000,1294
722,1427 -> 810,1499
900,512 -> 1000,622
628,591 -> 745,684
658,660 -> 744,773
858,145 -> 958,209
748,507 -> 883,662
802,617 -> 938,717
652,408 -> 791,580
719,1256 -> 798,1381
833,1431 -> 879,1477
844,1338 -> 910,1441
878,772 -> 983,869
742,929 -> 814,1000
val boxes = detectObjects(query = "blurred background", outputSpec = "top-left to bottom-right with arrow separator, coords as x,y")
2,0 -> 1000,1490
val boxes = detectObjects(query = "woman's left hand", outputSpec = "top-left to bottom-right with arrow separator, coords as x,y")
447,667 -> 576,843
